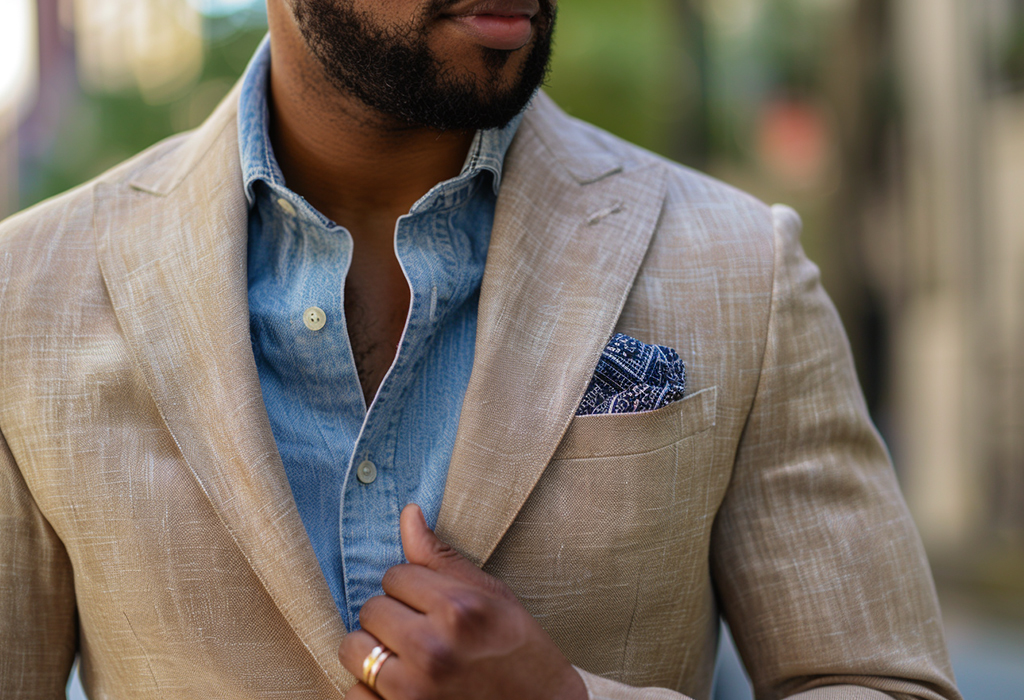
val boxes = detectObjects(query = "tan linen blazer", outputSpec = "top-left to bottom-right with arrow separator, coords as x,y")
0,88 -> 960,700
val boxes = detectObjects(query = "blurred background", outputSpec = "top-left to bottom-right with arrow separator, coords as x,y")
1,0 -> 1021,697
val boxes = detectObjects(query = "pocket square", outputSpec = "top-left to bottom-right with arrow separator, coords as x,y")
576,333 -> 686,416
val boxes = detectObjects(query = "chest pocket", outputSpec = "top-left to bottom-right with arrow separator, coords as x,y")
552,385 -> 716,460
486,388 -> 721,680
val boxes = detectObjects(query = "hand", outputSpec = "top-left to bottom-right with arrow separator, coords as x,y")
338,504 -> 589,700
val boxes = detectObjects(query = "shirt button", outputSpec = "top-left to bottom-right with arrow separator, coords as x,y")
277,197 -> 297,216
303,306 -> 326,331
356,460 -> 377,485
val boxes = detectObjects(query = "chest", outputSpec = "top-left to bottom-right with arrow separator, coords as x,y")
342,247 -> 410,404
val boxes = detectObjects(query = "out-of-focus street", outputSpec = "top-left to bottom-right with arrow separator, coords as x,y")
941,588 -> 1024,700
945,615 -> 1024,698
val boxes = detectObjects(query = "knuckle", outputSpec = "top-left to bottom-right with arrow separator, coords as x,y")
431,539 -> 455,557
442,589 -> 491,635
429,539 -> 462,564
418,635 -> 459,679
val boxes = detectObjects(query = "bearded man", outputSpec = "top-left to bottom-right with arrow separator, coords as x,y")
0,1 -> 962,699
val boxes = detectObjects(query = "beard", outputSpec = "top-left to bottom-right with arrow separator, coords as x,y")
291,0 -> 555,131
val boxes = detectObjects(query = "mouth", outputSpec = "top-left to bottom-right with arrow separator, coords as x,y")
443,0 -> 541,52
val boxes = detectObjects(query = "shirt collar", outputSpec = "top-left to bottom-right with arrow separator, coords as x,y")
237,36 -> 523,207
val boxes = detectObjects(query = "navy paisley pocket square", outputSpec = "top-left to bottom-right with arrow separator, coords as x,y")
576,333 -> 686,416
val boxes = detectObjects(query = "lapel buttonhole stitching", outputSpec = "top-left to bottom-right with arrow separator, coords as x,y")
587,201 -> 625,226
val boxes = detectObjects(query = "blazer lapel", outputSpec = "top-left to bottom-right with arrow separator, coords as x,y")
437,94 -> 669,566
93,92 -> 352,693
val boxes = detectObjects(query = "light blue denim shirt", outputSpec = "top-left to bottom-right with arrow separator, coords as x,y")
238,39 -> 521,630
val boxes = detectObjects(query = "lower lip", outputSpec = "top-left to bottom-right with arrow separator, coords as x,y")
449,14 -> 534,51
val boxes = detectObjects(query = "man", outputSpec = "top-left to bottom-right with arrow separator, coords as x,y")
0,0 -> 962,699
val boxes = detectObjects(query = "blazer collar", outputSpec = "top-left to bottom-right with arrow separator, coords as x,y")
436,93 -> 668,565
93,86 -> 353,695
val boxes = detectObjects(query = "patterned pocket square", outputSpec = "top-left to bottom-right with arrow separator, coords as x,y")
576,333 -> 686,416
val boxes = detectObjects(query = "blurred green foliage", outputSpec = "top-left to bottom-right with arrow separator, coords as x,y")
21,12 -> 266,209
995,12 -> 1024,91
546,0 -> 846,167
545,0 -> 698,162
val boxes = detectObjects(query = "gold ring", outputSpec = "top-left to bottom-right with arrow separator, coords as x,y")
366,648 -> 393,692
362,644 -> 388,685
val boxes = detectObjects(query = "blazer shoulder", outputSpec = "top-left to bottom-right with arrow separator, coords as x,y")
1,80 -> 241,257
0,131 -> 197,334
585,124 -> 776,238
525,92 -> 776,247
0,130 -> 193,253
532,100 -> 783,304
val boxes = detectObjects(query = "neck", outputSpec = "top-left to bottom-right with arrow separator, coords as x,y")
266,6 -> 476,233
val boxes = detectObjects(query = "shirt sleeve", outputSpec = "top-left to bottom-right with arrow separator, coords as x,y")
0,424 -> 77,699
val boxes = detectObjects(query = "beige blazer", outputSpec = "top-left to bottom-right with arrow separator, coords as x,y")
0,88 -> 960,700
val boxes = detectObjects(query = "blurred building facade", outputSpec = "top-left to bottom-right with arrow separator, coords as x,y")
885,0 -> 1024,589
0,0 -> 39,218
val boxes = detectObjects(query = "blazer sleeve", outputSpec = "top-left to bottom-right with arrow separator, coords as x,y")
0,425 -> 77,699
569,205 -> 962,700
708,205 -> 960,700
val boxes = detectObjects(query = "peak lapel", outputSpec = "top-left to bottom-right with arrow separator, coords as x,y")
437,102 -> 669,565
93,102 -> 352,693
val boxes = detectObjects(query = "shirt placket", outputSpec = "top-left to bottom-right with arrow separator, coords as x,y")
249,187 -> 368,628
339,200 -> 455,627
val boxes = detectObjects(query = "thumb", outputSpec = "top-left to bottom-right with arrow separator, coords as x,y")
400,504 -> 493,588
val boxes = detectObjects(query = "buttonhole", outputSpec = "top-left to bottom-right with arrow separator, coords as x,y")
587,201 -> 625,226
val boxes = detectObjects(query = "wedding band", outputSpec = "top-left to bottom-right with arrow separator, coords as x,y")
366,647 -> 393,692
362,644 -> 388,685
361,643 -> 393,691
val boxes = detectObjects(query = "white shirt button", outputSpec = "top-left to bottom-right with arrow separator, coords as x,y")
277,197 -> 297,216
303,307 -> 326,331
356,460 -> 377,484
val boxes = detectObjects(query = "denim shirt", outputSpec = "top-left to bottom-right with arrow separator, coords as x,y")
238,39 -> 521,630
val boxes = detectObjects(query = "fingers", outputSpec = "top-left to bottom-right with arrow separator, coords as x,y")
338,629 -> 412,700
384,562 -> 514,617
382,563 -> 515,651
381,563 -> 461,613
359,594 -> 426,654
337,629 -> 378,680
399,504 -> 507,594
341,507 -> 565,700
